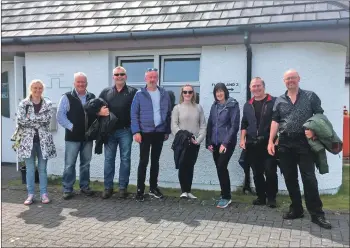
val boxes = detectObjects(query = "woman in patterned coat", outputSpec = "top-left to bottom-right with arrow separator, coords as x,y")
16,79 -> 57,205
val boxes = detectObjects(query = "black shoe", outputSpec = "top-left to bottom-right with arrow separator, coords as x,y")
63,192 -> 74,200
311,216 -> 332,229
267,199 -> 277,208
135,193 -> 144,202
119,188 -> 127,199
283,210 -> 304,219
101,188 -> 113,199
243,186 -> 253,195
81,188 -> 94,196
253,198 -> 266,205
149,188 -> 164,199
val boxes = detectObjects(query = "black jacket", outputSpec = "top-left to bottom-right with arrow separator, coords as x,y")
84,98 -> 118,154
241,94 -> 276,143
171,130 -> 194,169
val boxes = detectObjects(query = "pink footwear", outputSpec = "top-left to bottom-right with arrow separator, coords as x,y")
41,194 -> 50,204
24,194 -> 34,205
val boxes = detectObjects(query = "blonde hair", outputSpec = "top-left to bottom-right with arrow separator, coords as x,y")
179,84 -> 196,104
26,79 -> 45,100
114,66 -> 127,74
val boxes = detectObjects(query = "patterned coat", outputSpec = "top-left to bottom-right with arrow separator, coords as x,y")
16,98 -> 57,160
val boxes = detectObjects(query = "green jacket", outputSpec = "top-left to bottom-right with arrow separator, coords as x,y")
303,114 -> 343,174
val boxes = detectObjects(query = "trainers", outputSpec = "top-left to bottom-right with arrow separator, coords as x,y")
217,198 -> 232,208
81,188 -> 94,196
63,192 -> 74,200
180,192 -> 188,198
149,188 -> 164,199
187,192 -> 197,199
101,188 -> 113,199
135,193 -> 144,202
24,194 -> 34,205
41,193 -> 50,204
119,188 -> 127,199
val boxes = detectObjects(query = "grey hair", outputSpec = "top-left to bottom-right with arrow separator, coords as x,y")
74,72 -> 87,81
250,77 -> 265,87
114,66 -> 127,74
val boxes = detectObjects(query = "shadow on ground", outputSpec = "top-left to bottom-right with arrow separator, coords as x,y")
2,163 -> 349,246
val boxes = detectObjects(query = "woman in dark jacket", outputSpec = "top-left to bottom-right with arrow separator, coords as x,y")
206,83 -> 240,208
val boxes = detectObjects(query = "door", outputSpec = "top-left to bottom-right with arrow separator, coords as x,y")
1,57 -> 25,163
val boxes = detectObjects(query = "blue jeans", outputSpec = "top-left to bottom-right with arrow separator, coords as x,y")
62,141 -> 93,193
104,128 -> 132,190
24,142 -> 48,195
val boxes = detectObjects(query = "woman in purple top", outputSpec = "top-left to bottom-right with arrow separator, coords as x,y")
16,79 -> 56,205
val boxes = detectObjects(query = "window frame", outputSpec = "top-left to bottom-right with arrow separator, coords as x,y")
160,54 -> 201,87
117,55 -> 155,87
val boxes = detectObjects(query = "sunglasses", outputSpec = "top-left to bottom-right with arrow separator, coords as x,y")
114,73 -> 126,76
146,68 -> 158,72
182,91 -> 193,95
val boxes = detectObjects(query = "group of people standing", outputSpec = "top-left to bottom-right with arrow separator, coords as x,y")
15,66 -> 332,229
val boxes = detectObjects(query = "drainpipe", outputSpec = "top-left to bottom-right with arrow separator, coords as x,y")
244,31 -> 252,100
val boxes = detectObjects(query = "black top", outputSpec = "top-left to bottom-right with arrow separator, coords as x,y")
253,96 -> 267,128
99,84 -> 137,130
65,90 -> 96,142
33,100 -> 42,143
272,88 -> 324,135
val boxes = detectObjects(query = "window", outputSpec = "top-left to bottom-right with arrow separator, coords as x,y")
1,71 -> 10,118
160,55 -> 201,104
162,56 -> 200,83
118,56 -> 154,86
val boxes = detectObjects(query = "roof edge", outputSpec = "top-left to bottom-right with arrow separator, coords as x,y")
2,19 -> 349,45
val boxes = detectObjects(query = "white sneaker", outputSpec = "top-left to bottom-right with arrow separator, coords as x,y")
187,193 -> 197,199
180,192 -> 188,198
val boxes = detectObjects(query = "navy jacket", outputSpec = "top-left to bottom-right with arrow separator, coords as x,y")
241,94 -> 276,143
206,97 -> 240,147
131,86 -> 171,134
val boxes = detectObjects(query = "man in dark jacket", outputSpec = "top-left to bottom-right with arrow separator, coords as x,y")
131,68 -> 172,202
268,69 -> 331,229
57,72 -> 96,200
98,66 -> 137,199
240,77 -> 278,208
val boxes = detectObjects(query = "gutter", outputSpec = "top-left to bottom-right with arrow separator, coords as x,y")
244,31 -> 252,101
1,19 -> 349,45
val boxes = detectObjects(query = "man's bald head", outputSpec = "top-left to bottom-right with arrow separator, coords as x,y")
283,69 -> 300,91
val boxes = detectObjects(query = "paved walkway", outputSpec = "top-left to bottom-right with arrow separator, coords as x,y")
1,164 -> 349,247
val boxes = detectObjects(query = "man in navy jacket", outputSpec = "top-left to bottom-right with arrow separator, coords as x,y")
131,68 -> 171,202
240,77 -> 278,208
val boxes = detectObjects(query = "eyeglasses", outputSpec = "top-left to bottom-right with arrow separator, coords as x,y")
114,73 -> 126,76
146,68 -> 158,72
284,76 -> 298,81
182,91 -> 193,95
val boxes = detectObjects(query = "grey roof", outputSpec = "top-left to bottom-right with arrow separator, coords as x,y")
1,0 -> 349,38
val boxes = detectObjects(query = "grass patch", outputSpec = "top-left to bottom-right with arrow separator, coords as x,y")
7,166 -> 349,212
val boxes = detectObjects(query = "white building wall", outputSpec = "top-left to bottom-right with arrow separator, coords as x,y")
22,42 -> 347,194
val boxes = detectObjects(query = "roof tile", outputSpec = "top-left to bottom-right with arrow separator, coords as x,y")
207,19 -> 229,26
108,2 -> 126,9
129,16 -> 149,24
227,17 -> 249,25
159,6 -> 180,14
316,11 -> 340,20
195,3 -> 216,12
305,3 -> 328,12
271,14 -> 293,22
187,20 -> 209,27
164,14 -> 184,22
179,5 -> 197,12
234,1 -> 254,8
46,28 -> 68,35
168,22 -> 190,29
123,1 -> 142,8
113,25 -> 134,32
125,8 -> 145,16
142,7 -> 162,15
249,16 -> 271,24
149,23 -> 171,30
261,6 -> 283,15
340,11 -> 350,18
146,15 -> 167,23
221,9 -> 242,18
201,11 -> 222,20
282,4 -> 306,14
93,10 -> 113,18
131,24 -> 152,31
293,13 -> 316,21
96,18 -> 115,26
112,17 -> 132,25
62,27 -> 83,34
241,8 -> 262,17
214,2 -> 235,10
79,26 -> 99,33
182,13 -> 203,21
253,1 -> 274,7
140,1 -> 158,7
95,25 -> 118,33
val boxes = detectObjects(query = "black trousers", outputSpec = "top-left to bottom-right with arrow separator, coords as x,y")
212,144 -> 234,200
278,138 -> 324,217
246,142 -> 278,201
178,143 -> 200,193
137,132 -> 165,194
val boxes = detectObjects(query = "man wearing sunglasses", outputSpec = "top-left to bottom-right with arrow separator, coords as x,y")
98,66 -> 137,199
131,68 -> 172,201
